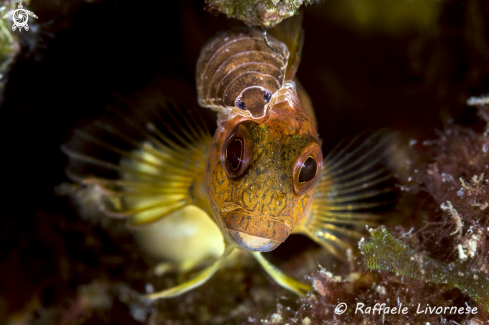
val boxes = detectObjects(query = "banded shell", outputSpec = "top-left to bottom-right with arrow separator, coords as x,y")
196,28 -> 290,119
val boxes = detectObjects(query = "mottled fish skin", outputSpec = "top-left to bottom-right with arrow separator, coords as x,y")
206,98 -> 322,249
196,27 -> 323,252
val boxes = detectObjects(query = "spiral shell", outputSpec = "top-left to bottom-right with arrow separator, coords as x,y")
196,28 -> 290,119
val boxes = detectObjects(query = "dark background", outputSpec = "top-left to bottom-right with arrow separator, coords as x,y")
1,0 -> 489,322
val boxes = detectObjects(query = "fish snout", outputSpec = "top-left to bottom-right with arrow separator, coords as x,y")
223,213 -> 290,252
228,230 -> 281,252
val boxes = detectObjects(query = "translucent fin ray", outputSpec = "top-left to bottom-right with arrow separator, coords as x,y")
297,130 -> 400,255
102,198 -> 188,218
73,129 -> 195,178
319,171 -> 392,194
315,187 -> 393,204
252,252 -> 310,296
268,10 -> 304,80
323,133 -> 390,177
314,198 -> 393,210
314,211 -> 383,222
126,202 -> 189,227
63,101 -> 213,226
144,245 -> 235,300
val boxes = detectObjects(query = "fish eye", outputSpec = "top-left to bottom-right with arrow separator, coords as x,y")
226,139 -> 243,170
235,98 -> 246,110
263,91 -> 272,103
298,156 -> 317,183
220,121 -> 255,180
292,143 -> 323,195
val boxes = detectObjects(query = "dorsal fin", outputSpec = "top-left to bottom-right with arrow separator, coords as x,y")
268,11 -> 304,81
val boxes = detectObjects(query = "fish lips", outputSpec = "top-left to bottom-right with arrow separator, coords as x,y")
223,213 -> 290,252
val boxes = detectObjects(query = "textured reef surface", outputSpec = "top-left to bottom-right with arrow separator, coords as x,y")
203,0 -> 315,27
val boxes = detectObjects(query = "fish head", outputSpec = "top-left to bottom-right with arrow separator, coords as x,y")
207,103 -> 322,252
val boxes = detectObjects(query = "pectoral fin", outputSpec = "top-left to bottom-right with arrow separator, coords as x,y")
145,244 -> 235,300
295,130 -> 401,257
62,101 -> 213,227
252,252 -> 310,296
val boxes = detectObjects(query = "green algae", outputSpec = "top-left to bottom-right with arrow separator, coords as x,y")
360,226 -> 489,311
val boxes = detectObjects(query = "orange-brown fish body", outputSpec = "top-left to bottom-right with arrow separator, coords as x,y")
206,90 -> 322,252
63,23 -> 397,299
196,27 -> 324,252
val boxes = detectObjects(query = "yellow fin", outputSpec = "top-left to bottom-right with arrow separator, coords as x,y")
296,130 -> 400,256
252,252 -> 311,296
62,101 -> 213,227
145,244 -> 235,300
132,205 -> 224,270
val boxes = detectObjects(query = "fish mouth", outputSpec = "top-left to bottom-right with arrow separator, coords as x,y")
227,230 -> 282,252
222,212 -> 290,252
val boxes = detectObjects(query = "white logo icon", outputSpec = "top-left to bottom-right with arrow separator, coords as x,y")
2,2 -> 38,32
335,302 -> 348,315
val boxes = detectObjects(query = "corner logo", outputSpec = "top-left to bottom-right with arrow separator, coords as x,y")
2,2 -> 38,32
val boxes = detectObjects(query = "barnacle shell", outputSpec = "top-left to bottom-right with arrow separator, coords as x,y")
196,28 -> 290,120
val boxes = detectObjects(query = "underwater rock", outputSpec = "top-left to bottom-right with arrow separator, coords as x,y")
203,0 -> 316,27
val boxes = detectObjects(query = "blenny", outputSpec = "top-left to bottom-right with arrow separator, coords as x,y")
63,18 -> 397,299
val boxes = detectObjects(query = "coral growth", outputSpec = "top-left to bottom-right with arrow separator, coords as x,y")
203,0 -> 316,27
249,103 -> 489,324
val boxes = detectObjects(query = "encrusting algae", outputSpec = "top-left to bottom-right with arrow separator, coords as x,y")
361,226 -> 489,311
62,16 -> 400,300
270,100 -> 489,324
203,0 -> 318,27
358,99 -> 489,313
